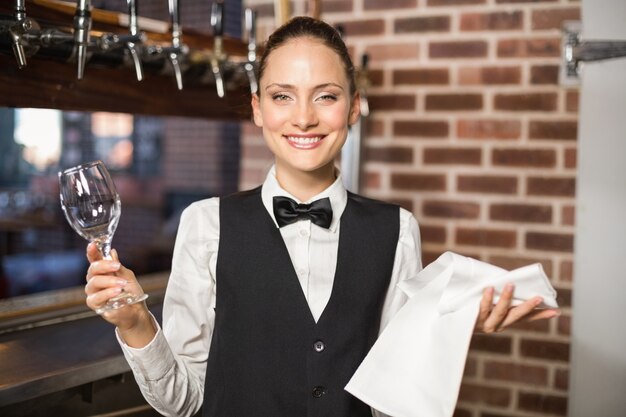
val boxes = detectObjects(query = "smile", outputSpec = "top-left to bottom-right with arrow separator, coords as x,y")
284,135 -> 325,149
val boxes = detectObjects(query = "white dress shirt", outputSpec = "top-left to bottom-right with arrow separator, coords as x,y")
117,166 -> 422,417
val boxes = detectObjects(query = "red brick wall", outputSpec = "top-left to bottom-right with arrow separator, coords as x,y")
241,1 -> 579,415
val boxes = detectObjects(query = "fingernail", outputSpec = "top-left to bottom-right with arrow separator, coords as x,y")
505,283 -> 514,291
534,296 -> 544,305
113,286 -> 123,293
116,279 -> 128,286
111,262 -> 121,269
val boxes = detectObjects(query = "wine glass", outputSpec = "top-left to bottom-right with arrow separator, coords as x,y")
59,160 -> 148,314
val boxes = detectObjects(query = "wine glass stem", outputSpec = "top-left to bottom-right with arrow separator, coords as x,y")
96,241 -> 113,260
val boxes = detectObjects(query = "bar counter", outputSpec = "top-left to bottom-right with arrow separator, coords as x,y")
0,272 -> 169,416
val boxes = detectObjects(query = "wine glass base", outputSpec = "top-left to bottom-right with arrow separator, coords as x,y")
95,293 -> 149,315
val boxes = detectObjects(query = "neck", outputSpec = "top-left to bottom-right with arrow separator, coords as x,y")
274,162 -> 336,201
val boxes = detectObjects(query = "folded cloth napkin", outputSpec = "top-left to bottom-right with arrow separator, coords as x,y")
345,251 -> 558,417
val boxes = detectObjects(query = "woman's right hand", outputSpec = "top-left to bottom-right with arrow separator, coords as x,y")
85,242 -> 156,347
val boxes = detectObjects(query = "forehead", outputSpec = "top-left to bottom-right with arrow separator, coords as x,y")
261,38 -> 348,87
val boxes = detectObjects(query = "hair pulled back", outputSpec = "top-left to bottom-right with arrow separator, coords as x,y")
257,16 -> 356,96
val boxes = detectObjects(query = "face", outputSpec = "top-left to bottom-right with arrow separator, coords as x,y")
251,37 -> 360,177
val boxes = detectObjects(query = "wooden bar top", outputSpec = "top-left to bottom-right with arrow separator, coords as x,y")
0,272 -> 167,407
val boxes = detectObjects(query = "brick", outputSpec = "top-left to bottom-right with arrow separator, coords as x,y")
458,175 -> 518,194
492,148 -> 556,167
497,38 -> 561,58
395,16 -> 451,33
556,287 -> 572,307
489,255 -> 553,277
458,383 -> 511,407
394,120 -> 449,138
564,148 -> 577,169
338,19 -> 385,36
426,94 -> 483,111
391,173 -> 447,191
464,357 -> 478,377
518,392 -> 568,415
367,119 -> 384,136
490,203 -> 552,223
366,43 -> 420,61
364,0 -> 416,10
566,90 -> 579,112
457,227 -> 517,248
458,66 -> 521,85
484,361 -> 549,385
428,0 -> 485,5
560,259 -> 573,281
457,119 -> 521,140
529,121 -> 578,140
430,41 -> 488,58
320,0 -> 355,13
520,339 -> 570,362
423,200 -> 480,219
531,65 -> 560,84
423,147 -> 482,165
554,368 -> 569,391
527,177 -> 576,197
393,68 -> 449,85
453,408 -> 472,417
494,93 -> 557,111
422,250 -> 441,266
532,7 -> 581,30
562,205 -> 575,226
367,69 -> 384,87
526,231 -> 574,252
369,94 -> 416,111
420,224 -> 447,243
460,11 -> 523,31
364,146 -> 413,163
364,170 -> 381,189
508,317 -> 551,333
558,314 -> 571,336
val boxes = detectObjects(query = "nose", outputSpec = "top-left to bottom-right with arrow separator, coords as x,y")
291,100 -> 318,130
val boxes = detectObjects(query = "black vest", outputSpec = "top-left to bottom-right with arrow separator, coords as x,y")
204,187 -> 399,417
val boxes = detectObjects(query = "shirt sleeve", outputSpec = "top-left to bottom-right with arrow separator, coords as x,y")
371,208 -> 422,417
116,197 -> 220,417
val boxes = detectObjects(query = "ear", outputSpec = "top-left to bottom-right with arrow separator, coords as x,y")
348,92 -> 361,126
251,93 -> 263,127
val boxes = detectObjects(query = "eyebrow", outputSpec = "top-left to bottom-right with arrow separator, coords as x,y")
264,82 -> 345,91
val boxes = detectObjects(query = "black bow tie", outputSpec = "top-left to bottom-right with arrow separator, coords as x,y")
273,196 -> 333,229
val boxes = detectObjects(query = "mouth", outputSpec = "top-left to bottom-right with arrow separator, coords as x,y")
284,135 -> 326,150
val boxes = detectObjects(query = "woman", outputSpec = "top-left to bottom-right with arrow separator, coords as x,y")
85,16 -> 558,417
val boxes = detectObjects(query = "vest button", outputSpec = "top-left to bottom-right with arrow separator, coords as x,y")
312,386 -> 326,398
313,340 -> 325,352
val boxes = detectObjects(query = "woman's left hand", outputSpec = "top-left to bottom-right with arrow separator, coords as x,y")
475,283 -> 560,333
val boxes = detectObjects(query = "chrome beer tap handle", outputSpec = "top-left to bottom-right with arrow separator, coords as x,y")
166,0 -> 184,90
210,0 -> 225,98
125,0 -> 144,81
73,0 -> 92,79
7,0 -> 38,68
244,8 -> 258,94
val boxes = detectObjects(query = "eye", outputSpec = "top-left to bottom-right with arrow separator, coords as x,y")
272,93 -> 292,102
317,94 -> 338,102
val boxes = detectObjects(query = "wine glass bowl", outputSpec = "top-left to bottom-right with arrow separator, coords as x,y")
59,160 -> 148,314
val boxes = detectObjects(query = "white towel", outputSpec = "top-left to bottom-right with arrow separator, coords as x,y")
345,251 -> 559,417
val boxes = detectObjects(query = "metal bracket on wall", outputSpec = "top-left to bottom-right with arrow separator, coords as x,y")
561,20 -> 626,86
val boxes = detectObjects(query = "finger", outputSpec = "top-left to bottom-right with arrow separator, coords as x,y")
476,287 -> 494,327
111,248 -> 120,262
512,308 -> 561,324
482,283 -> 514,333
86,259 -> 121,281
498,296 -> 544,329
86,242 -> 103,263
85,275 -> 128,295
86,286 -> 124,311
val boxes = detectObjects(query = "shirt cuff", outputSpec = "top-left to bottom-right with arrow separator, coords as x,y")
115,313 -> 176,382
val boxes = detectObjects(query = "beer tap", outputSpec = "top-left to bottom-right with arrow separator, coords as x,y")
73,0 -> 92,79
164,0 -> 185,90
210,0 -> 226,98
98,0 -> 145,81
244,8 -> 257,95
5,0 -> 39,68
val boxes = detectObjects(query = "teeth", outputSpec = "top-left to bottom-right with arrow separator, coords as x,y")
286,136 -> 323,145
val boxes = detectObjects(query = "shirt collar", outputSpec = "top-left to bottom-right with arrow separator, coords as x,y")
261,165 -> 347,232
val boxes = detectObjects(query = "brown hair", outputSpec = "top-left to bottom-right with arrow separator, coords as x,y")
257,16 -> 356,95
